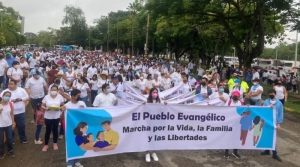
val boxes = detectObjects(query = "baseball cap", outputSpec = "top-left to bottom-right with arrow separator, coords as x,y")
232,91 -> 240,97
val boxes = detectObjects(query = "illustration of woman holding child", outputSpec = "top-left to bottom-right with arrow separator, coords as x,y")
250,116 -> 265,146
73,122 -> 94,151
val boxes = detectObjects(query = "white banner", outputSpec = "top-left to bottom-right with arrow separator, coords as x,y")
66,105 -> 276,161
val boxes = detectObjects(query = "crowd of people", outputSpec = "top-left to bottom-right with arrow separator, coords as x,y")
0,48 -> 295,166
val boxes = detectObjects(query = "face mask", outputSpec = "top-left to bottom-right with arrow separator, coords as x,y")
219,89 -> 224,93
278,83 -> 282,85
3,96 -> 10,102
232,96 -> 239,101
253,82 -> 258,85
36,75 -> 40,79
76,97 -> 80,101
50,91 -> 58,96
152,93 -> 158,99
14,65 -> 20,68
106,88 -> 111,94
201,82 -> 206,86
269,95 -> 275,99
140,77 -> 144,80
68,69 -> 72,72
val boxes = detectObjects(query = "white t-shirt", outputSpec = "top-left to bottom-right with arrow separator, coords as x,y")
42,94 -> 64,119
65,101 -> 86,108
25,77 -> 47,99
209,92 -> 230,103
28,57 -> 38,68
0,87 -> 29,115
252,72 -> 260,80
7,68 -> 23,82
0,103 -> 13,127
90,80 -> 98,91
250,85 -> 263,100
182,82 -> 191,94
161,78 -> 171,90
74,83 -> 89,98
0,59 -> 9,76
20,62 -> 30,73
93,93 -> 117,107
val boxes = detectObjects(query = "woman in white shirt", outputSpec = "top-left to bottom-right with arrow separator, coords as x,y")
208,84 -> 230,106
245,78 -> 263,106
273,81 -> 287,105
97,71 -> 109,93
0,91 -> 15,157
181,76 -> 192,94
144,74 -> 153,94
152,74 -> 162,91
19,57 -> 30,88
161,73 -> 172,91
63,67 -> 76,85
41,85 -> 64,152
90,74 -> 99,104
72,76 -> 90,106
7,61 -> 23,87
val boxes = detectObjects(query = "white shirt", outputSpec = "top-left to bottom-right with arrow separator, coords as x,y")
20,62 -> 30,73
87,67 -> 98,79
252,72 -> 260,80
0,87 -> 29,115
197,67 -> 204,76
65,101 -> 86,108
0,103 -> 13,127
161,78 -> 171,90
225,99 -> 243,106
0,59 -> 8,76
250,85 -> 263,100
209,92 -> 230,105
74,83 -> 90,98
25,77 -> 47,99
28,57 -> 38,68
7,67 -> 23,81
182,82 -> 191,94
188,77 -> 196,85
90,80 -> 98,91
274,86 -> 284,100
110,83 -> 123,92
93,93 -> 117,107
42,94 -> 64,119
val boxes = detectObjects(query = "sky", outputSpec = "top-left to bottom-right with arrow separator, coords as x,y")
1,0 -> 134,32
1,0 -> 298,49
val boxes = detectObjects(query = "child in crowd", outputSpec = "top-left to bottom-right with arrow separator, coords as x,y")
35,103 -> 44,145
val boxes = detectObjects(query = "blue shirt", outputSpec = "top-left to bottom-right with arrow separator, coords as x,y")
263,98 -> 284,124
6,57 -> 15,68
245,72 -> 253,82
75,135 -> 88,146
240,115 -> 252,130
60,67 -> 68,73
30,68 -> 44,77
94,140 -> 109,148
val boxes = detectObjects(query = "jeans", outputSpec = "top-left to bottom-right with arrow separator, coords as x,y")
91,90 -> 98,104
44,118 -> 60,145
35,125 -> 42,141
0,125 -> 13,153
80,96 -> 88,106
0,75 -> 4,89
13,113 -> 27,142
67,159 -> 81,166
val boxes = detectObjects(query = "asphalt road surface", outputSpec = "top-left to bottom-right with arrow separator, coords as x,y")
1,109 -> 300,167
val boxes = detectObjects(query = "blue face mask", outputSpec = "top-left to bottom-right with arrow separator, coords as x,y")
36,75 -> 40,79
3,96 -> 10,102
219,89 -> 224,93
107,88 -> 111,94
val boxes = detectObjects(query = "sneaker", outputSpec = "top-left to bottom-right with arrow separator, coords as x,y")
22,140 -> 28,144
58,135 -> 64,140
273,155 -> 282,162
224,152 -> 229,159
0,153 -> 5,159
260,150 -> 271,155
232,152 -> 241,159
151,153 -> 159,161
7,151 -> 15,157
75,162 -> 83,167
34,140 -> 43,145
42,145 -> 48,152
31,120 -> 35,124
145,153 -> 151,162
53,143 -> 58,150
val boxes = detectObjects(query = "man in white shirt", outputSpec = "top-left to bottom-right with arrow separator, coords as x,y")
197,65 -> 204,80
252,69 -> 260,80
188,73 -> 197,86
87,63 -> 98,79
25,70 -> 48,123
28,53 -> 39,71
0,53 -> 9,88
188,61 -> 194,74
93,83 -> 117,107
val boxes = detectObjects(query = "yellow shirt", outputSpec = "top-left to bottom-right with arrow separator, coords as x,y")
85,142 -> 95,147
241,81 -> 249,94
104,130 -> 119,145
228,78 -> 235,91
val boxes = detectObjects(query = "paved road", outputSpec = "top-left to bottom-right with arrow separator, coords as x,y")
1,110 -> 300,167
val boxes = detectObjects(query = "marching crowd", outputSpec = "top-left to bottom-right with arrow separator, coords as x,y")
0,48 -> 295,166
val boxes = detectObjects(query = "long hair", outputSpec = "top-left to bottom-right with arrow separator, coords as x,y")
147,88 -> 161,103
73,122 -> 87,136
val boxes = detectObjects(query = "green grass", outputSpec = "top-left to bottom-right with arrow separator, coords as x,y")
261,84 -> 300,114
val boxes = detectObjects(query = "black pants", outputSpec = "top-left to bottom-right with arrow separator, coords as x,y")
44,118 -> 60,145
279,99 -> 285,105
225,149 -> 237,154
0,75 -> 4,88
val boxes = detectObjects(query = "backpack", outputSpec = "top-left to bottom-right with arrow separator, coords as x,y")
228,99 -> 244,106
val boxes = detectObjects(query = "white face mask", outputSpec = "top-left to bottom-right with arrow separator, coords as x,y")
50,91 -> 58,96
14,65 -> 20,68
